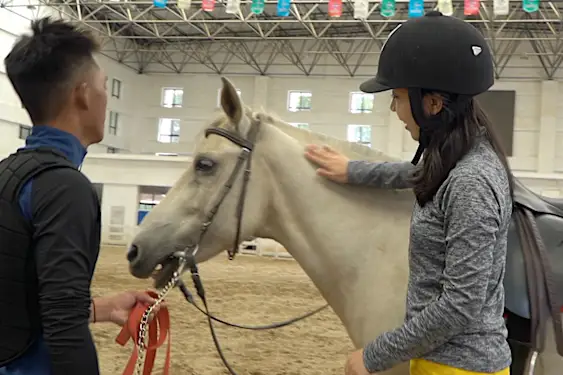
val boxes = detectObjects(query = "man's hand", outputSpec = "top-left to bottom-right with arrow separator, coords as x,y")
91,291 -> 163,326
345,349 -> 372,375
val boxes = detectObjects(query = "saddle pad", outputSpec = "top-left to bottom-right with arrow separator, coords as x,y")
504,213 -> 563,319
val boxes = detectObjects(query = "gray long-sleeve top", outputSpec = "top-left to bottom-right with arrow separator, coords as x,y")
348,139 -> 513,373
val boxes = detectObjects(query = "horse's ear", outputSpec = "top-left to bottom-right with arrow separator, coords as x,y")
220,77 -> 243,128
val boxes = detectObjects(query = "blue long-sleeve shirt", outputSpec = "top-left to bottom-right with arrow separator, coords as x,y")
0,125 -> 101,375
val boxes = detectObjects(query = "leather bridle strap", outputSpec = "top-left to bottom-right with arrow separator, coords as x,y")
116,291 -> 172,375
195,146 -> 251,260
203,120 -> 260,260
204,127 -> 254,151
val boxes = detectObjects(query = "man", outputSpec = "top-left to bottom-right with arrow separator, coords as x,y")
0,17 -> 156,375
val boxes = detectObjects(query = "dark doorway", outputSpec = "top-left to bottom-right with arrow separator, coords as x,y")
476,90 -> 516,156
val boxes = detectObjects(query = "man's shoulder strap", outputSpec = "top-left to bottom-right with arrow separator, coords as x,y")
0,147 -> 78,202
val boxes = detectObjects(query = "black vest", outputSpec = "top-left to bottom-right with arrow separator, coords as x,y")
0,147 -> 77,365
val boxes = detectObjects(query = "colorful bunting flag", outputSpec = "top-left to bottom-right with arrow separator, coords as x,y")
226,0 -> 241,14
437,0 -> 453,16
353,0 -> 369,20
493,0 -> 509,15
250,0 -> 265,14
522,0 -> 539,13
177,0 -> 191,9
328,0 -> 343,17
464,0 -> 480,15
277,0 -> 291,17
408,0 -> 424,18
380,0 -> 395,18
202,0 -> 215,11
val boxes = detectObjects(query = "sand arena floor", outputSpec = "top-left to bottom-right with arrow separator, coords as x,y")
91,246 -> 353,375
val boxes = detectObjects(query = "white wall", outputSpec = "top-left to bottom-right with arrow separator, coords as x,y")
0,2 -> 139,157
82,154 -> 193,245
80,154 -> 563,245
0,4 -> 561,175
98,183 -> 139,245
126,73 -> 563,174
0,4 -> 563,246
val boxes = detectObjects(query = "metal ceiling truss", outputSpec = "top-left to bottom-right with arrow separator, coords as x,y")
3,0 -> 563,78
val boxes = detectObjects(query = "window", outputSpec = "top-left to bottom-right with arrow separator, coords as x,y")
289,122 -> 309,130
19,125 -> 31,140
349,92 -> 374,114
158,118 -> 180,143
139,192 -> 166,205
111,78 -> 122,99
107,147 -> 118,153
287,91 -> 312,112
347,125 -> 372,147
139,203 -> 155,211
162,88 -> 184,108
217,88 -> 241,107
108,111 -> 119,135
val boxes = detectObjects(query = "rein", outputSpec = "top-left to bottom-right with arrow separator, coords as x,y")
118,118 -> 329,375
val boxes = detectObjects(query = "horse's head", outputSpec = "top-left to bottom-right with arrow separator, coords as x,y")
128,77 -> 271,287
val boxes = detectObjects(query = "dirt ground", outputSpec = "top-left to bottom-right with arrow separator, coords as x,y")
91,246 -> 353,375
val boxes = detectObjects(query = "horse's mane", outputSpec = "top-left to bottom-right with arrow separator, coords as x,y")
253,110 -> 401,163
199,106 -> 402,164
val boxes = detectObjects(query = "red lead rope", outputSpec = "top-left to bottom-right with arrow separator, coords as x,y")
115,291 -> 172,375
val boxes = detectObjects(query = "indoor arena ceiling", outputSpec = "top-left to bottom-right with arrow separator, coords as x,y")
4,0 -> 563,78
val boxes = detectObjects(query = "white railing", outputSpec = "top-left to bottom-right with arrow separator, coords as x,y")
101,225 -> 138,247
100,227 -> 294,260
101,172 -> 563,254
239,238 -> 294,260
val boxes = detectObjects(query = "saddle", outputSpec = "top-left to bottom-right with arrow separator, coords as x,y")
504,178 -> 563,368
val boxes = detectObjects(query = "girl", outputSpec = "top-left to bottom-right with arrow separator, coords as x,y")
305,11 -> 513,375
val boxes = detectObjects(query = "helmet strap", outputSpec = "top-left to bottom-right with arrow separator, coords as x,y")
408,88 -> 438,165
407,88 -> 472,165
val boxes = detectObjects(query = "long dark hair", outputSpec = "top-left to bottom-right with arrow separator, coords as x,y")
410,91 -> 514,207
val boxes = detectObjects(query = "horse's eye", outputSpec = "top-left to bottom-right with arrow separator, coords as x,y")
195,158 -> 216,172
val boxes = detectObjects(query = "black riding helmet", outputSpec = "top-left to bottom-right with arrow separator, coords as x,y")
360,11 -> 494,165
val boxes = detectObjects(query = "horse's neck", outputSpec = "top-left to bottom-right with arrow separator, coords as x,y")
255,127 -> 413,347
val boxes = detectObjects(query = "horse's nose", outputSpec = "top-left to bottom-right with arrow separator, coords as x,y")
127,244 -> 140,263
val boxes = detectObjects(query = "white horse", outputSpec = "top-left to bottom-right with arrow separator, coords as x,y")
128,77 -> 561,375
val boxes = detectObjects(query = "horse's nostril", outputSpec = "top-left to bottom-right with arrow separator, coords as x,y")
127,244 -> 139,262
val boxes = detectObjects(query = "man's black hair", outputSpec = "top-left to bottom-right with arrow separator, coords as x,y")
4,17 -> 100,125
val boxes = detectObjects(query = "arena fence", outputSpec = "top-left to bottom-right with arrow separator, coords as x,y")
238,239 -> 294,260
101,228 -> 294,261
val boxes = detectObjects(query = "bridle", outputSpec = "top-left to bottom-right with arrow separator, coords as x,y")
133,115 -> 329,375
196,117 -> 259,261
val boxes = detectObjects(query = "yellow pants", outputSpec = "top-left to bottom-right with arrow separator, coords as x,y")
410,359 -> 510,375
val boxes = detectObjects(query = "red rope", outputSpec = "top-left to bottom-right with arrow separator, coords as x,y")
115,291 -> 171,375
